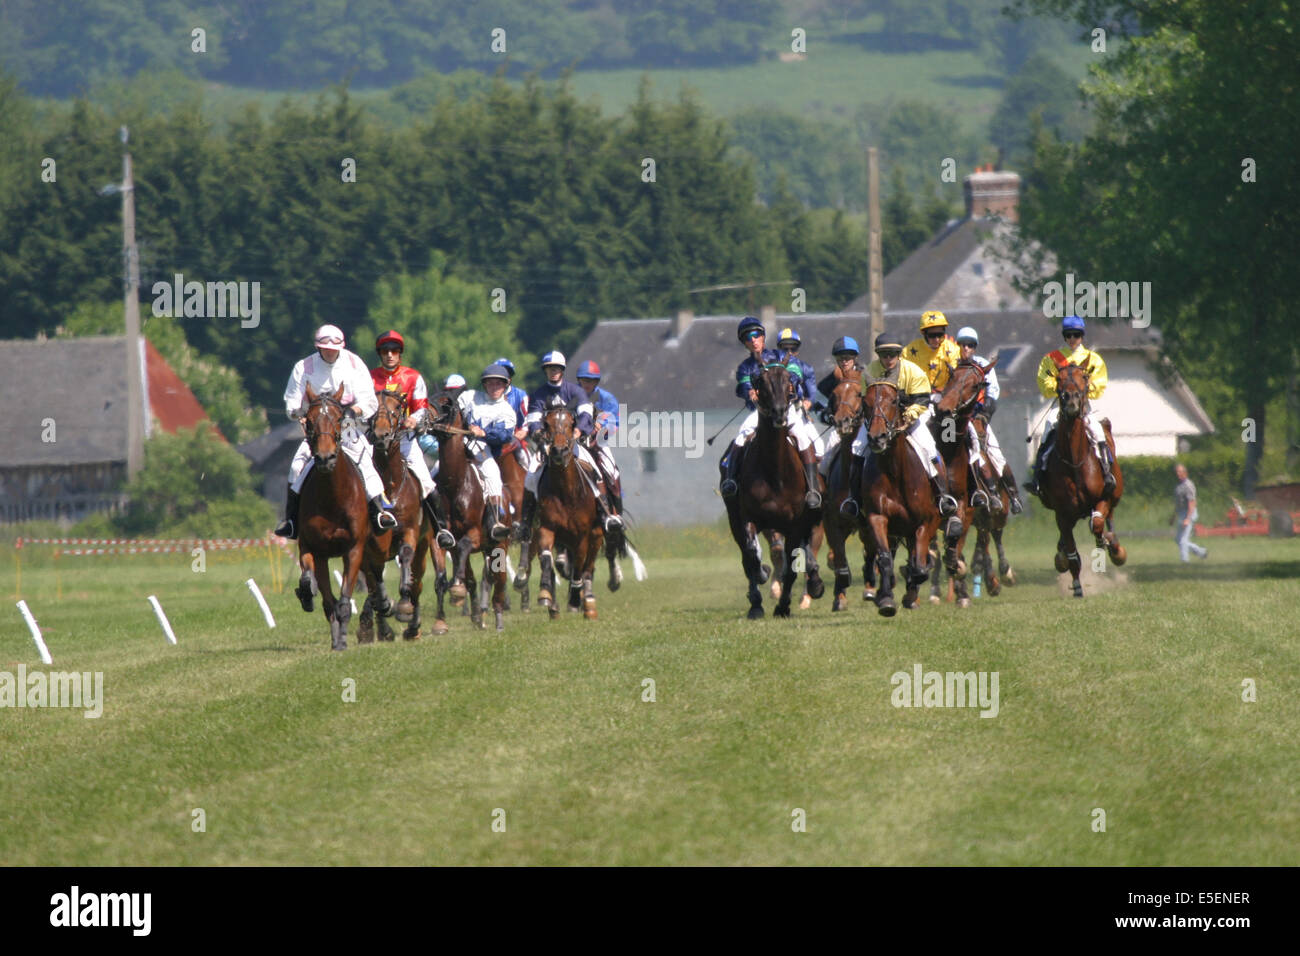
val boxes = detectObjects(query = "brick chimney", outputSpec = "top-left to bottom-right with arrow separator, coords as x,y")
964,166 -> 1020,222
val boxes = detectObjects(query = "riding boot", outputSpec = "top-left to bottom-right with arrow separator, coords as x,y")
1098,443 -> 1116,495
1001,465 -> 1024,515
275,486 -> 300,539
978,461 -> 1001,513
840,453 -> 865,517
368,495 -> 398,531
800,445 -> 822,509
423,491 -> 456,549
485,496 -> 510,541
719,443 -> 743,497
514,491 -> 537,542
1023,441 -> 1050,496
931,459 -> 959,518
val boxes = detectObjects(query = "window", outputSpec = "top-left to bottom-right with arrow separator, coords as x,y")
641,449 -> 657,473
994,345 -> 1029,376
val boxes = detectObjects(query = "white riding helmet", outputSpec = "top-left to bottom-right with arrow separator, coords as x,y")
955,326 -> 979,346
444,373 -> 467,389
541,350 -> 567,368
314,324 -> 345,347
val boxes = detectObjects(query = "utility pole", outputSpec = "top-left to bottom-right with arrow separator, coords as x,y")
867,146 -> 883,345
120,126 -> 144,478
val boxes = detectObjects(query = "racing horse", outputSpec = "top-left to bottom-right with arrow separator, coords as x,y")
424,390 -> 508,630
723,360 -> 824,619
820,372 -> 875,611
969,413 -> 1017,595
293,384 -> 369,651
857,381 -> 941,616
927,359 -> 993,608
533,401 -> 609,619
357,389 -> 446,642
1034,363 -> 1126,597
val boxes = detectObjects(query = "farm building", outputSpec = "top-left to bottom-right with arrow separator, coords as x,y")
0,335 -> 212,524
570,169 -> 1214,525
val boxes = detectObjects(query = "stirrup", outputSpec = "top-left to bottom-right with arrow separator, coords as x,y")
971,489 -> 990,509
938,494 -> 959,517
805,489 -> 823,509
720,478 -> 738,497
435,529 -> 455,549
275,518 -> 297,540
374,511 -> 398,530
840,498 -> 860,517
490,522 -> 511,541
603,514 -> 623,531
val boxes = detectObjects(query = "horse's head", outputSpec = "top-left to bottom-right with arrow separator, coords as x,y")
427,389 -> 460,432
1057,364 -> 1091,419
935,359 -> 986,421
371,389 -> 407,449
755,362 -> 795,429
303,384 -> 346,472
830,372 -> 864,439
862,381 -> 902,455
543,403 -> 577,468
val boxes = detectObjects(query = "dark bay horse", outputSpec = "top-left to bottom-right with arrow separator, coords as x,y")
1035,364 -> 1127,597
724,362 -> 824,619
535,405 -> 607,620
294,384 -> 369,651
357,389 -> 446,642
928,360 -> 992,608
425,392 -> 507,630
858,382 -> 940,616
970,414 -> 1017,595
821,373 -> 875,611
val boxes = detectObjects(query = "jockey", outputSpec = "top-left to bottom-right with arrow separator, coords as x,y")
815,336 -> 866,479
575,360 -> 623,516
369,329 -> 455,548
493,357 -> 533,477
905,310 -> 963,394
719,316 -> 822,509
953,326 -> 1023,515
276,324 -> 397,539
840,333 -> 959,522
517,351 -> 622,538
775,327 -> 825,459
458,364 -> 516,541
1024,315 -> 1114,496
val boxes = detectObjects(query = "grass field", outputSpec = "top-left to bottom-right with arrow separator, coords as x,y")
1,518 -> 1296,866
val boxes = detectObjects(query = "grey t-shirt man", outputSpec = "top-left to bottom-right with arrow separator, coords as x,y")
1174,475 -> 1198,521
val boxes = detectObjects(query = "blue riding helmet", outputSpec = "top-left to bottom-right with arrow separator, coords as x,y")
832,335 -> 860,356
736,316 -> 765,344
494,357 -> 516,378
1062,315 -> 1086,334
777,327 -> 801,348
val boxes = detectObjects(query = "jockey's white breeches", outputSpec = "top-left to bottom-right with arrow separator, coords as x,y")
523,441 -> 598,494
400,435 -> 436,498
1043,410 -> 1107,451
818,430 -> 844,476
593,443 -> 620,482
465,438 -> 503,499
851,405 -> 940,480
289,433 -> 385,499
734,407 -> 819,453
971,421 -> 1007,474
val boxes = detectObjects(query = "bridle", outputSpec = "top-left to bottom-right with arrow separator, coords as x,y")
830,377 -> 864,436
304,393 -> 347,469
863,382 -> 902,451
544,406 -> 575,468
756,363 -> 795,429
369,389 -> 407,449
939,359 -> 987,419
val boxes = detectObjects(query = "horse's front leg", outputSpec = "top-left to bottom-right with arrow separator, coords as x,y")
394,534 -> 417,622
1056,514 -> 1083,598
536,526 -> 558,620
867,514 -> 896,616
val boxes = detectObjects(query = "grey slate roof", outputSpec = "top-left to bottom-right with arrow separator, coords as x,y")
238,421 -> 302,467
0,337 -> 133,466
574,309 -> 1170,414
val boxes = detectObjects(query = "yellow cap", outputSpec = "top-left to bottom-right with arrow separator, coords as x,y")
920,310 -> 948,332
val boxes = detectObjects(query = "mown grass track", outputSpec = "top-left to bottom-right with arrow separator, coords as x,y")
1,521 -> 1296,865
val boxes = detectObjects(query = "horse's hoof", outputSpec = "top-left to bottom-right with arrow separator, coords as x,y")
955,559 -> 967,577
988,580 -> 1001,597
770,580 -> 782,599
773,604 -> 791,618
394,599 -> 414,623
863,589 -> 875,602
513,572 -> 528,591
583,603 -> 597,620
877,599 -> 897,617
608,576 -> 621,593
296,586 -> 314,614
548,605 -> 559,620
1054,553 -> 1069,573
957,598 -> 971,609
806,577 -> 825,600
432,620 -> 449,635
747,605 -> 765,620
798,594 -> 811,610
902,599 -> 919,611
1003,568 -> 1017,586
1072,588 -> 1084,598
1110,546 -> 1127,566
833,595 -> 848,612
928,595 -> 941,605
449,580 -> 467,599
403,629 -> 421,641
538,588 -> 553,607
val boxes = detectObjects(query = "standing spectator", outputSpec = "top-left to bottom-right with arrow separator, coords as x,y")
1173,463 -> 1208,562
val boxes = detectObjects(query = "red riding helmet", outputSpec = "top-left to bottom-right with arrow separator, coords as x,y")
375,329 -> 405,353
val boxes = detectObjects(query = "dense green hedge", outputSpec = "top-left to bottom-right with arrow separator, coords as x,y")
1120,450 -> 1245,519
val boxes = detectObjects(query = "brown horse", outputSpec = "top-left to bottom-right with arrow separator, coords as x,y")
425,391 -> 508,630
1036,364 -> 1126,597
357,389 -> 447,642
294,384 -> 369,651
724,362 -> 824,619
534,404 -> 606,620
821,373 -> 875,611
858,382 -> 940,616
969,414 -> 1017,596
928,359 -> 993,608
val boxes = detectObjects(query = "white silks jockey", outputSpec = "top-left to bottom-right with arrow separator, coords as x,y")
276,324 -> 397,539
953,326 -> 1023,514
516,350 -> 622,537
458,364 -> 516,541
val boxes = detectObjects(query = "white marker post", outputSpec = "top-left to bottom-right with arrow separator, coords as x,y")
333,570 -> 358,615
245,578 -> 276,628
15,600 -> 53,664
147,595 -> 178,644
